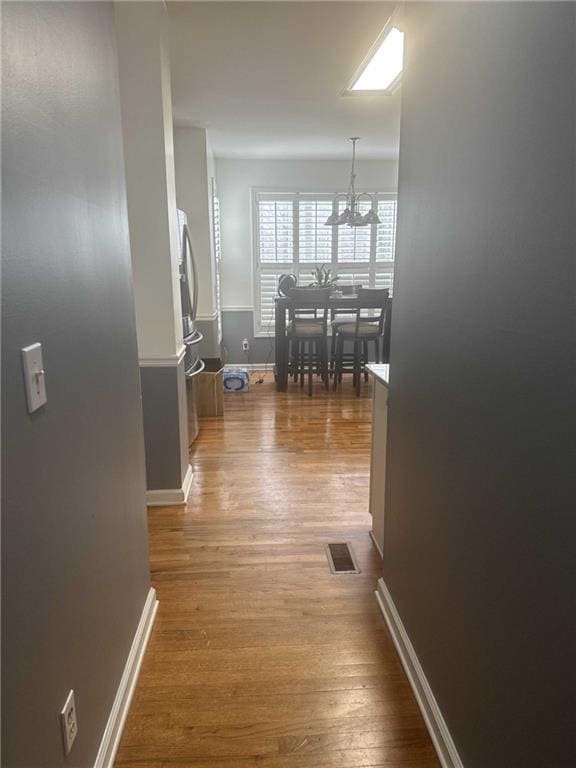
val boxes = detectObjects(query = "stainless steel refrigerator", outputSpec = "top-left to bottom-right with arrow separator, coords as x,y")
177,209 -> 204,444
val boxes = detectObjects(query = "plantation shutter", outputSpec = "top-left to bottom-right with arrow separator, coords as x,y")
258,268 -> 288,333
212,182 -> 223,341
336,199 -> 372,263
253,192 -> 397,334
298,199 -> 333,264
374,197 -> 396,295
254,195 -> 295,334
376,199 -> 397,262
258,198 -> 294,263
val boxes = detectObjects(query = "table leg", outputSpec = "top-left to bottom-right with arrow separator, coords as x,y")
275,305 -> 288,391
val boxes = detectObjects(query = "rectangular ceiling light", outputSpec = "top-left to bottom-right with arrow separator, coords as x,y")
350,27 -> 404,92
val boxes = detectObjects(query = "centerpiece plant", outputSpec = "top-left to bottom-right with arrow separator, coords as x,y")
308,264 -> 339,290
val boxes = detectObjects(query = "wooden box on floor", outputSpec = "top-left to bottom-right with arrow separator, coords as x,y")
196,360 -> 224,417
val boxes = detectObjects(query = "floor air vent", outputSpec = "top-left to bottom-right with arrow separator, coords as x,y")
325,542 -> 360,574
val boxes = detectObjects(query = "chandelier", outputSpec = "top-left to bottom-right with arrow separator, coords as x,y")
325,137 -> 381,227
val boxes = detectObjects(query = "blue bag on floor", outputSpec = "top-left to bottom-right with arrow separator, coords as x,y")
223,367 -> 250,392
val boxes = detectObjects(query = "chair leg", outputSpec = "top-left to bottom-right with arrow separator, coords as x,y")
354,340 -> 361,397
330,331 -> 336,377
307,341 -> 313,396
322,340 -> 329,390
299,342 -> 305,387
332,342 -> 338,391
363,340 -> 369,382
374,337 -> 380,364
333,335 -> 341,391
293,340 -> 299,381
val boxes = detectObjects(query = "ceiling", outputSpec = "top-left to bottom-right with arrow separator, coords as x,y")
168,2 -> 401,160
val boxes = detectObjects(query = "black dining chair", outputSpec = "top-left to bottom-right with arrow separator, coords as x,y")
333,287 -> 390,396
287,287 -> 331,396
329,284 -> 362,372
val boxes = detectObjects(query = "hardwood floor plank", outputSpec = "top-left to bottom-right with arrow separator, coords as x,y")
115,383 -> 439,768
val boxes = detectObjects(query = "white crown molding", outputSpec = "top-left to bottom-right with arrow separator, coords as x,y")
139,345 -> 186,368
251,184 -> 398,195
375,579 -> 464,768
214,154 -> 400,163
93,587 -> 158,768
146,464 -> 193,506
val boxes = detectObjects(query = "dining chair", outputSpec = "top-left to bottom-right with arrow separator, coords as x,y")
287,287 -> 331,396
333,288 -> 389,396
329,284 -> 362,371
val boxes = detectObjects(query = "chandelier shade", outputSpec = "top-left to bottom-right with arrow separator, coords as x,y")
361,208 -> 382,225
324,210 -> 341,226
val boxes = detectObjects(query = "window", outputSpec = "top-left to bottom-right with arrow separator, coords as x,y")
253,191 -> 397,334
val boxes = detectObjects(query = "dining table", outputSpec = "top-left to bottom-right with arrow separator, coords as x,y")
274,293 -> 367,392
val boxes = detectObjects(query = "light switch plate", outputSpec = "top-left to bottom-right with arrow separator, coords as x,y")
21,343 -> 47,413
60,689 -> 78,755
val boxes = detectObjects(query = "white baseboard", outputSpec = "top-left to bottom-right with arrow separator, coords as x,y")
146,464 -> 193,506
225,363 -> 275,372
94,587 -> 158,768
369,529 -> 384,559
375,579 -> 464,768
181,463 -> 194,500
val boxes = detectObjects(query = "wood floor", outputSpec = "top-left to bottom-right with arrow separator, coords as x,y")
115,378 -> 439,768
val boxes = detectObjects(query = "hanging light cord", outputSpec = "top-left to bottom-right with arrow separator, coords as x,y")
348,137 -> 359,215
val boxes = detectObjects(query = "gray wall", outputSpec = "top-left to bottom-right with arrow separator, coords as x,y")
140,360 -> 190,489
195,315 -> 222,361
2,3 -> 151,766
384,4 -> 576,768
222,310 -> 274,365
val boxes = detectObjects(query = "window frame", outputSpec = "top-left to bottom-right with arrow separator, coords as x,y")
252,188 -> 397,336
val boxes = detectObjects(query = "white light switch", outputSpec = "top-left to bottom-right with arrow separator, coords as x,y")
21,343 -> 47,413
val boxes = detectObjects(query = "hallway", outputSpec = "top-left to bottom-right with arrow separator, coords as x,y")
115,381 -> 439,767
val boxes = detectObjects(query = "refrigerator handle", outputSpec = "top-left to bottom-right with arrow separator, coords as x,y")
183,224 -> 199,322
185,358 -> 206,380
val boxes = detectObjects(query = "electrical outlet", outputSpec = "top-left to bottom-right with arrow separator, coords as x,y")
242,338 -> 250,351
60,690 -> 78,755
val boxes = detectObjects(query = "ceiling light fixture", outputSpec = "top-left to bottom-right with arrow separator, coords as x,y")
350,25 -> 404,92
325,138 -> 380,228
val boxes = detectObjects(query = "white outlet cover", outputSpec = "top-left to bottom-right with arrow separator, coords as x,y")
60,689 -> 78,755
21,342 -> 47,413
